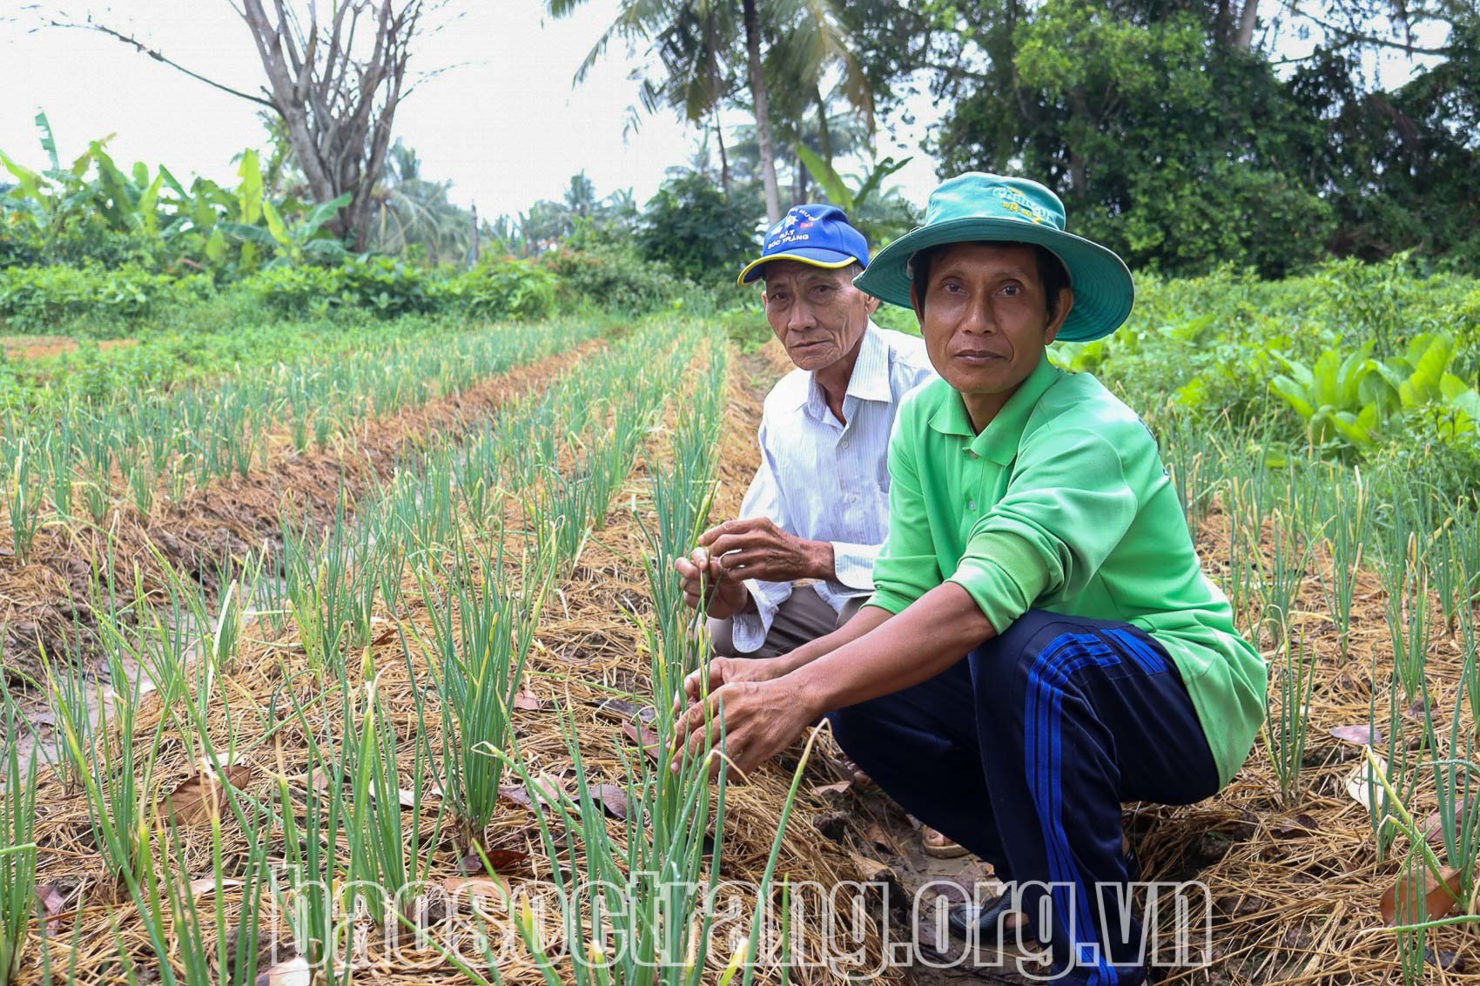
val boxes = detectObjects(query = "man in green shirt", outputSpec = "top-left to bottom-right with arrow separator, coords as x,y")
675,173 -> 1266,984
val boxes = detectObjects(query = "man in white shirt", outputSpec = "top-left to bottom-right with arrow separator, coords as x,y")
675,204 -> 934,661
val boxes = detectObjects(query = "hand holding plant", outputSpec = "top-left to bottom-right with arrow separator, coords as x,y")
679,654 -> 791,711
699,516 -> 833,584
673,546 -> 750,617
672,675 -> 820,777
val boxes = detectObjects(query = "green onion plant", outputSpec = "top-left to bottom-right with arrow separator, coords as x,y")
0,697 -> 39,986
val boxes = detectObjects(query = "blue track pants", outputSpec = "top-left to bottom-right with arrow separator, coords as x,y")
829,610 -> 1221,985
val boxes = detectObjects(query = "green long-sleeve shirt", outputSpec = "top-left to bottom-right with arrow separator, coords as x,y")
869,355 -> 1266,788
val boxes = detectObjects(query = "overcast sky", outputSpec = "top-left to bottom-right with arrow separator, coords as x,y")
0,1 -> 939,221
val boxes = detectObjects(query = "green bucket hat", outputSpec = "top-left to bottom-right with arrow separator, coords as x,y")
853,173 -> 1134,343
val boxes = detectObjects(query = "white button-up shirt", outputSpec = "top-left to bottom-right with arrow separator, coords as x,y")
730,324 -> 936,652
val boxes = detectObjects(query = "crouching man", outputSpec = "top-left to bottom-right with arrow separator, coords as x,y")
676,174 -> 1267,985
675,204 -> 934,661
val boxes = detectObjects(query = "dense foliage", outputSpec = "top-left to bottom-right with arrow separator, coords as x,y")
636,173 -> 758,287
916,0 -> 1479,276
541,243 -> 685,316
1057,256 -> 1480,497
245,256 -> 557,322
0,265 -> 214,333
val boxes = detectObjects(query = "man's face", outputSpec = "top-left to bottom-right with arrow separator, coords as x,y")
762,261 -> 874,372
913,242 -> 1072,425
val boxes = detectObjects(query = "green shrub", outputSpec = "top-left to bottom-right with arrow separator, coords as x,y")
710,306 -> 773,352
637,173 -> 757,286
242,255 -> 558,322
539,244 -> 680,316
439,256 -> 556,321
1448,286 -> 1480,381
0,206 -> 176,271
871,303 -> 922,336
242,256 -> 437,319
0,263 -> 211,334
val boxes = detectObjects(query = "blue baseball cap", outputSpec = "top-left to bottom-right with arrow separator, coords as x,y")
736,204 -> 869,285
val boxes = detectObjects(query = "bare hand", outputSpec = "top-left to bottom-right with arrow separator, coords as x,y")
673,548 -> 751,619
679,655 -> 790,710
698,518 -> 832,585
672,675 -> 818,777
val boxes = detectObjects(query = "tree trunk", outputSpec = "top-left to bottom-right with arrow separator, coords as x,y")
815,86 -> 833,167
470,203 -> 480,267
1233,0 -> 1259,50
742,0 -> 782,223
1067,85 -> 1090,196
714,109 -> 732,199
238,0 -> 421,250
705,8 -> 730,199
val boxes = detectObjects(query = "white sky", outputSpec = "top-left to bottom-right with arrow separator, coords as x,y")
0,0 -> 940,222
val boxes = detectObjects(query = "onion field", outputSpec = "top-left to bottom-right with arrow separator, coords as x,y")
0,296 -> 1478,985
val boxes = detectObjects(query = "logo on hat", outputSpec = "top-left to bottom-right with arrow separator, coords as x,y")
736,203 -> 870,285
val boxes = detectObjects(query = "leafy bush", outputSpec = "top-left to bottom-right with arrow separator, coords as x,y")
871,303 -> 923,336
0,215 -> 173,271
637,173 -> 757,286
438,256 -> 556,321
539,244 -> 679,316
242,256 -> 438,319
1057,259 -> 1480,490
0,263 -> 211,333
242,255 -> 557,322
1270,334 -> 1480,455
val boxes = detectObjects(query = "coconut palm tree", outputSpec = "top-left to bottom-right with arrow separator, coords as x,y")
545,0 -> 870,224
366,140 -> 475,264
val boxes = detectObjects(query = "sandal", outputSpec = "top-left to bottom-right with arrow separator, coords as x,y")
920,825 -> 970,859
946,893 -> 1042,960
946,847 -> 1141,961
840,759 -> 880,793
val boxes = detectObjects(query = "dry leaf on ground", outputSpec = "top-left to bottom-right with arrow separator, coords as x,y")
1381,865 -> 1465,925
444,874 -> 510,899
457,848 -> 530,876
588,783 -> 629,820
1344,755 -> 1388,812
849,852 -> 895,883
36,884 -> 65,933
167,764 -> 256,825
1329,724 -> 1383,746
1423,800 -> 1473,849
188,877 -> 244,898
622,720 -> 662,761
513,689 -> 548,711
498,772 -> 567,810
